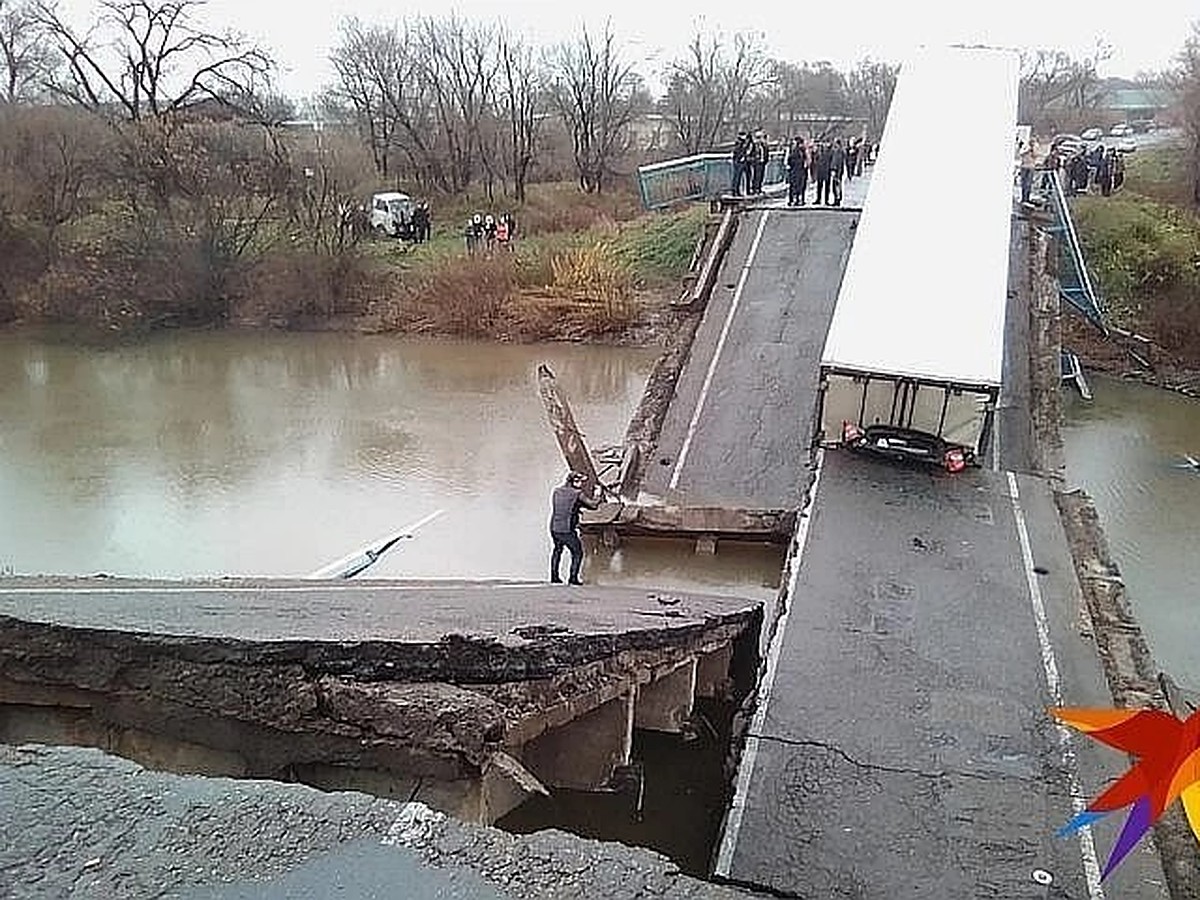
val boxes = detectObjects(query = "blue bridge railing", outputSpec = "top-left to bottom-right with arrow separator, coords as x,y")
636,152 -> 787,209
1045,171 -> 1107,332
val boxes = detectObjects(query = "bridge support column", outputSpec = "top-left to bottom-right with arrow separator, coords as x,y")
521,691 -> 634,790
634,659 -> 696,733
696,644 -> 733,699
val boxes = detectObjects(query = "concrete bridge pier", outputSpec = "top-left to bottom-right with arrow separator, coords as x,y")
514,643 -> 735,798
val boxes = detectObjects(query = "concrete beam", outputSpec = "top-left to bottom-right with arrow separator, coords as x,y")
581,503 -> 795,543
520,692 -> 633,791
634,659 -> 696,733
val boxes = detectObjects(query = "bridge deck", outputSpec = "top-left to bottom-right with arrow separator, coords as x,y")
0,577 -> 754,649
641,207 -> 858,510
715,452 -> 1166,897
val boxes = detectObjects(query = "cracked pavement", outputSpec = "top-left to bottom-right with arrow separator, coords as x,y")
0,744 -> 753,900
719,453 -> 1170,898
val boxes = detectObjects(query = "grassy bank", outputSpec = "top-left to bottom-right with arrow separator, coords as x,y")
2,177 -> 708,344
1071,146 -> 1200,363
369,196 -> 707,342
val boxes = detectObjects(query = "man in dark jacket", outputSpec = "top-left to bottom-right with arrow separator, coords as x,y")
548,471 -> 600,584
813,141 -> 832,206
730,131 -> 750,196
785,136 -> 808,206
747,131 -> 768,194
829,139 -> 846,206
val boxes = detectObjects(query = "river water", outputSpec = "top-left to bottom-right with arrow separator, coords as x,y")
0,332 -> 781,600
1062,374 -> 1200,690
4,332 -> 1196,685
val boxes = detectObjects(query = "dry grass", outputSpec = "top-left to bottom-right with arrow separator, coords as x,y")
379,239 -> 645,341
383,254 -> 517,337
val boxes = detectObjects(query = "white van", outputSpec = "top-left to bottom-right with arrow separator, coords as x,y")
368,192 -> 414,238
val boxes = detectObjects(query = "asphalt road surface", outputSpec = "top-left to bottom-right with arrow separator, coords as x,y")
715,451 -> 1169,898
0,744 -> 751,900
0,579 -> 753,645
642,208 -> 858,510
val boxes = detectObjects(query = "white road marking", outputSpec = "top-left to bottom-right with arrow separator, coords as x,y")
1006,471 -> 1105,900
668,211 -> 771,491
714,449 -> 824,877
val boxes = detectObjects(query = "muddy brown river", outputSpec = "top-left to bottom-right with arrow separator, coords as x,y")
1062,373 -> 1200,691
4,333 -> 1194,688
0,332 -> 781,601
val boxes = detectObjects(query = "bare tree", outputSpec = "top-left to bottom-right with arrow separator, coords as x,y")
411,15 -> 496,193
495,28 -> 541,201
665,29 -> 768,154
750,60 -> 854,136
1019,44 -> 1110,130
119,118 -> 289,322
1176,24 -> 1200,206
35,0 -> 272,121
329,18 -> 410,178
0,0 -> 54,101
549,22 -> 638,193
846,58 -> 897,138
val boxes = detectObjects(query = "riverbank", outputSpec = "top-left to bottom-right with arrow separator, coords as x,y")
1063,314 -> 1200,397
1067,143 -> 1200,394
1,177 -> 710,349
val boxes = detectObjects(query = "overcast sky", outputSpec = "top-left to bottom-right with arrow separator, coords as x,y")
66,0 -> 1200,100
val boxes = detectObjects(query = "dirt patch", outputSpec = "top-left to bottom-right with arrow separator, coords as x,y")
1064,312 -> 1200,398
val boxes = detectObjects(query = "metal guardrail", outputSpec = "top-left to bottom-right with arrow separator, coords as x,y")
636,152 -> 787,209
1045,170 -> 1107,332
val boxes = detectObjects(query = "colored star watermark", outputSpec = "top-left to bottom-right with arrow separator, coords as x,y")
1052,706 -> 1200,879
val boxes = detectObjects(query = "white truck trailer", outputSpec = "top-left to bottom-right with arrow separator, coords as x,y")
816,46 -> 1021,471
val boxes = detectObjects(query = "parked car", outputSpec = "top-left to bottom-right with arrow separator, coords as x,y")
840,421 -> 974,473
1109,123 -> 1133,137
1129,119 -> 1157,134
1118,139 -> 1137,154
1050,133 -> 1084,154
1081,127 -> 1104,141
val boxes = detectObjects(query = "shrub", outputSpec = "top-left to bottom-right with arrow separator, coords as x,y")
386,254 -> 518,337
550,241 -> 635,326
1072,195 -> 1200,324
232,250 -> 372,325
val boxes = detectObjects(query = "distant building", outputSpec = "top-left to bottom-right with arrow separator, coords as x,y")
1094,84 -> 1175,122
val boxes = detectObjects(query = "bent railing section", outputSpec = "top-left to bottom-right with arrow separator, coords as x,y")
1046,170 -> 1107,332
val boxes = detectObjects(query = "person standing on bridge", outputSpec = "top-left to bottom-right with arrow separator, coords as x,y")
785,136 -> 809,206
549,471 -> 600,585
731,131 -> 750,196
813,141 -> 832,205
749,131 -> 769,194
829,139 -> 846,206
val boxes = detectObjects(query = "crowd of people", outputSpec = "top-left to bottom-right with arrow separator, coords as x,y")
1018,140 -> 1127,204
730,130 -> 876,206
464,212 -> 518,254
